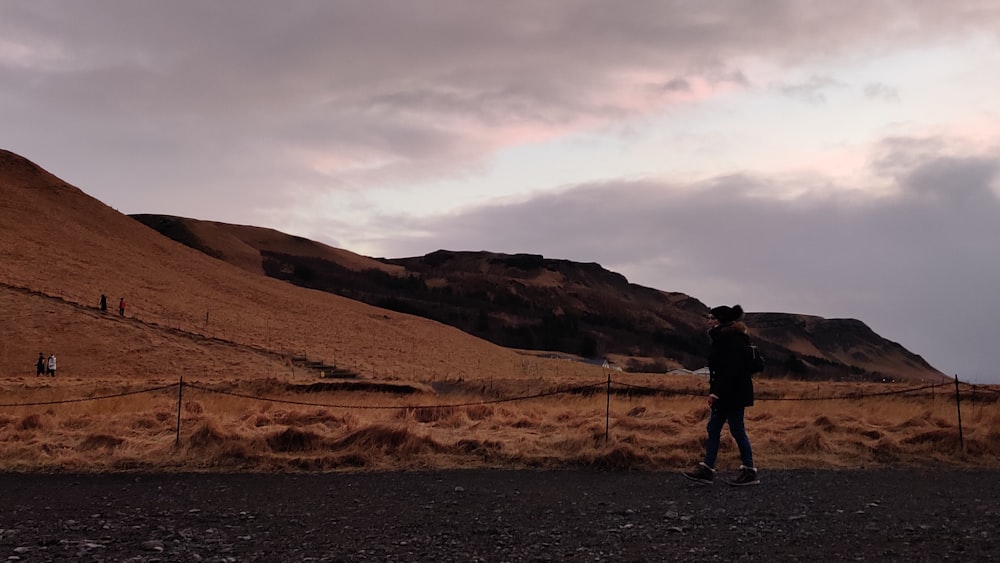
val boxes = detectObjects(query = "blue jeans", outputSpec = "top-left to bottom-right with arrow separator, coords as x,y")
704,407 -> 754,469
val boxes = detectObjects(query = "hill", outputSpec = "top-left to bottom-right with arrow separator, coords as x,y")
0,149 -> 597,383
131,214 -> 946,383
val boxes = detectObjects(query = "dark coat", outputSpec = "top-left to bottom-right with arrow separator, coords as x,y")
708,322 -> 755,410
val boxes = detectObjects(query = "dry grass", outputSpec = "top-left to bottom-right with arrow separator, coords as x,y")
1,374 -> 996,473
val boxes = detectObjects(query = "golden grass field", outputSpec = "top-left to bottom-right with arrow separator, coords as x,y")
1,372 -> 997,473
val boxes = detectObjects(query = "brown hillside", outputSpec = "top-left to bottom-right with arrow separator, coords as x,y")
748,313 -> 945,382
131,215 -> 405,277
0,149 -> 600,383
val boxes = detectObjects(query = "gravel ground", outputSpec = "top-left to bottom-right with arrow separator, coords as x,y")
1,469 -> 997,562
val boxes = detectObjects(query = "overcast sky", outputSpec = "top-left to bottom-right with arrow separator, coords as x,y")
3,1 -> 999,382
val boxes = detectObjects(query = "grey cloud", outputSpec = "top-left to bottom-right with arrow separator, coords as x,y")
663,78 -> 692,92
778,76 -> 844,104
871,136 -> 949,175
864,82 -> 901,102
6,2 -> 1000,185
872,137 -> 1000,203
903,156 -> 1000,203
708,69 -> 750,87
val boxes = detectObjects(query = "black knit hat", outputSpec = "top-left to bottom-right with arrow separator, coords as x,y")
710,304 -> 744,324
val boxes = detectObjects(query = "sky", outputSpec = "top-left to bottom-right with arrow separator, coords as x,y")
3,1 -> 999,382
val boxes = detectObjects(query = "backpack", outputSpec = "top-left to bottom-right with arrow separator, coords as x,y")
745,344 -> 765,375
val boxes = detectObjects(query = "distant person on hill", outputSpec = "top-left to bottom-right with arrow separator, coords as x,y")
100,293 -> 107,312
46,354 -> 57,377
118,297 -> 126,317
683,304 -> 760,486
35,353 -> 46,376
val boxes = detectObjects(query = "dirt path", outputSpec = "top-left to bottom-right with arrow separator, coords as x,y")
1,469 -> 996,562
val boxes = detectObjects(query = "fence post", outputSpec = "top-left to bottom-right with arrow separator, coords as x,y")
953,374 -> 964,449
175,377 -> 184,446
605,374 -> 611,442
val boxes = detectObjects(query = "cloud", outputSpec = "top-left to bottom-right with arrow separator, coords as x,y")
662,78 -> 692,92
5,1 -> 1000,205
864,82 -> 901,102
778,76 -> 845,104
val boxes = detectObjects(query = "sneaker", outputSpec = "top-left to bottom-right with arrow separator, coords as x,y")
682,462 -> 715,484
728,465 -> 760,486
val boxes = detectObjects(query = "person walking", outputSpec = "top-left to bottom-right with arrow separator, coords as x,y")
100,293 -> 108,312
683,304 -> 760,486
35,353 -> 46,376
46,353 -> 57,378
118,297 -> 126,317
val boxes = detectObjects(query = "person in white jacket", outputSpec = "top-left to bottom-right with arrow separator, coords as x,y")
46,354 -> 57,377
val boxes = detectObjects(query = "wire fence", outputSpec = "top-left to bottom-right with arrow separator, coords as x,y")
182,381 -> 607,410
1,374 -> 996,449
0,383 -> 178,408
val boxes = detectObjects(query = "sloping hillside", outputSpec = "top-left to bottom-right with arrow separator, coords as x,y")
131,214 -> 405,277
748,313 -> 942,382
133,214 -> 947,383
0,149 -> 599,382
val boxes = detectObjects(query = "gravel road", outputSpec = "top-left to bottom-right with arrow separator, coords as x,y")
1,469 -> 996,562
